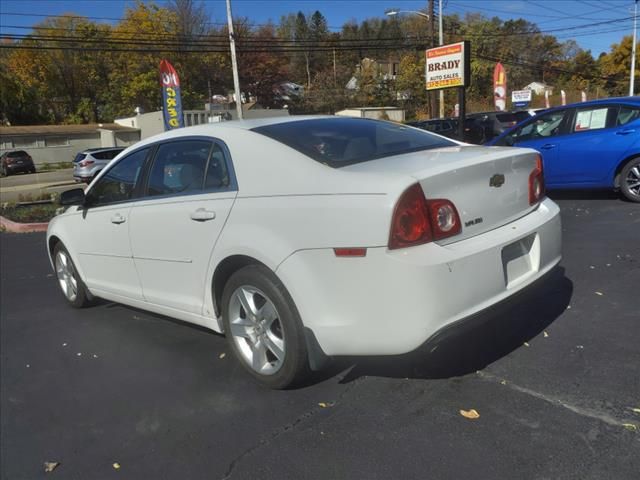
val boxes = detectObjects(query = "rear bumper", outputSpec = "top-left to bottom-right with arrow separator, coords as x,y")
276,197 -> 562,356
5,163 -> 34,173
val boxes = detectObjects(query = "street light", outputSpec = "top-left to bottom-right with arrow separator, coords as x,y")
385,7 -> 445,118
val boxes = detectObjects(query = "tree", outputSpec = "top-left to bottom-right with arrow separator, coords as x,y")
599,36 -> 639,96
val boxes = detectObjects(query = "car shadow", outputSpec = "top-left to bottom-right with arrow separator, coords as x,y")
547,189 -> 621,201
317,266 -> 572,384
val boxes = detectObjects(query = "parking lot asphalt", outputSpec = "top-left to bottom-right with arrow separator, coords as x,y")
1,193 -> 639,480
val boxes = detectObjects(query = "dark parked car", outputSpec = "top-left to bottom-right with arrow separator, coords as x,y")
408,117 -> 486,144
467,111 -> 531,143
0,150 -> 36,176
487,97 -> 640,202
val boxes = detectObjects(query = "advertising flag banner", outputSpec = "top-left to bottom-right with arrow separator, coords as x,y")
493,63 -> 507,111
545,90 -> 550,108
425,41 -> 469,90
561,90 -> 567,106
159,59 -> 184,131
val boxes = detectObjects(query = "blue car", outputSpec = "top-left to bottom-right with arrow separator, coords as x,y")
487,97 -> 640,202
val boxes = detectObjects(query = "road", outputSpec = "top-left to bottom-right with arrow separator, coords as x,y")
0,169 -> 76,203
1,194 -> 639,480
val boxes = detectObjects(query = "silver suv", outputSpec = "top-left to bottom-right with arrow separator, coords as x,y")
73,147 -> 125,183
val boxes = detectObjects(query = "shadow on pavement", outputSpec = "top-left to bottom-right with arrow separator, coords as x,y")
327,266 -> 573,384
547,189 -> 621,201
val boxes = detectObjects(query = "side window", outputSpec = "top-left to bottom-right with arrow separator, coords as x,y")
89,148 -> 148,206
616,106 -> 640,126
147,140 -> 212,197
573,107 -> 610,132
506,110 -> 568,144
204,143 -> 231,190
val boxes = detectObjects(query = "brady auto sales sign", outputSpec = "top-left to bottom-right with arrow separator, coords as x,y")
426,41 -> 470,90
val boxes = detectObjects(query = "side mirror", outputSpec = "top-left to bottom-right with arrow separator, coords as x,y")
60,188 -> 86,206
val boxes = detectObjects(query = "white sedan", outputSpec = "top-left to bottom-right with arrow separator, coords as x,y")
47,116 -> 561,388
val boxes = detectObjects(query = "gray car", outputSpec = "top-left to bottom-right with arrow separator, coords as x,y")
73,147 -> 125,183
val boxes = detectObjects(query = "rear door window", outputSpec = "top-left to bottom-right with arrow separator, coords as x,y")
616,106 -> 640,126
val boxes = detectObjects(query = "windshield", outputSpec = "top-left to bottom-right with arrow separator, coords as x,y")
252,118 -> 456,168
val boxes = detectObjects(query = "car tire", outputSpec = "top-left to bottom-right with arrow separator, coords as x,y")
221,264 -> 310,389
53,243 -> 94,308
620,157 -> 640,203
30,167 -> 36,174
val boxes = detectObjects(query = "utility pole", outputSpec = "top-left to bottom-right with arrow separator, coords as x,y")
630,0 -> 638,96
428,0 -> 435,118
438,0 -> 445,117
226,0 -> 243,120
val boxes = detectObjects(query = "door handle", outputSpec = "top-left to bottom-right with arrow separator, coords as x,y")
616,128 -> 636,135
110,213 -> 126,224
540,144 -> 556,150
190,208 -> 216,222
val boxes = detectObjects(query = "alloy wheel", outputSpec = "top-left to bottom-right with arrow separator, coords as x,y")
625,165 -> 640,197
227,285 -> 285,375
55,250 -> 78,302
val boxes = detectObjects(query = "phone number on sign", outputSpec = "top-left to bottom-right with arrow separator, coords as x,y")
427,78 -> 463,88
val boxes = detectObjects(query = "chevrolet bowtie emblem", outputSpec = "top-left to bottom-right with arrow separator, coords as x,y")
489,174 -> 505,188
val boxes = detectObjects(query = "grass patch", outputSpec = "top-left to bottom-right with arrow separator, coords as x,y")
38,162 -> 73,172
1,201 -> 60,223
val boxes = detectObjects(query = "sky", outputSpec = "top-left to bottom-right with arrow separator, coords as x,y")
0,0 -> 637,56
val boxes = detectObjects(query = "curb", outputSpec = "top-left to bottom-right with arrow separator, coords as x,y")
0,215 -> 48,233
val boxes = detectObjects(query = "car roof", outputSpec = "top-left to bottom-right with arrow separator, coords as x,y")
537,96 -> 640,114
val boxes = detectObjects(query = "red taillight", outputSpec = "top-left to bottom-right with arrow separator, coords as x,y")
389,183 -> 461,249
427,198 -> 462,240
528,155 -> 545,205
79,160 -> 94,168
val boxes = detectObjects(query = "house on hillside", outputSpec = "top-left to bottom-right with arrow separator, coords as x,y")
524,82 -> 554,95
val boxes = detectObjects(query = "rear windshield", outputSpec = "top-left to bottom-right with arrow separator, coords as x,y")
73,153 -> 86,163
252,118 -> 456,167
8,151 -> 27,157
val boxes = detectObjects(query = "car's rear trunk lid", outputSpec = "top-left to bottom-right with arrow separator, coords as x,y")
343,145 -> 540,244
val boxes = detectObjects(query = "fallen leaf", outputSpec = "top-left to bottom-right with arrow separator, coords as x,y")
595,291 -> 603,296
219,353 -> 226,359
76,353 -> 82,357
113,462 -> 121,470
622,423 -> 637,432
543,331 -> 549,338
567,305 -> 572,310
460,409 -> 480,419
576,345 -> 584,349
26,364 -> 30,368
92,354 -> 98,358
500,380 -> 508,385
632,408 -> 640,414
318,402 -> 335,408
44,462 -> 59,472
62,343 -> 67,347
589,265 -> 595,269
523,342 -> 530,347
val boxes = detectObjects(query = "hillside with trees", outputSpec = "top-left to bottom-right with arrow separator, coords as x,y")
0,0 -> 637,124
